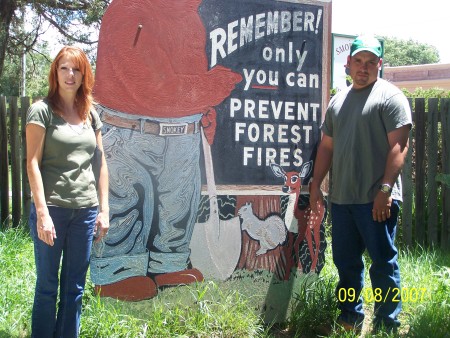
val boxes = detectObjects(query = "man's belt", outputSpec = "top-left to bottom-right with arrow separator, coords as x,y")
100,111 -> 199,136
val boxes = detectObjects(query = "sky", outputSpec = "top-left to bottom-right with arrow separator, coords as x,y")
331,0 -> 450,63
41,0 -> 450,63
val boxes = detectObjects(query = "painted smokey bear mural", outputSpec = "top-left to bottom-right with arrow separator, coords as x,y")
91,0 -> 329,303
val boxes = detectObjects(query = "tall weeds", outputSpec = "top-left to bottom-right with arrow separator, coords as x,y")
0,227 -> 449,338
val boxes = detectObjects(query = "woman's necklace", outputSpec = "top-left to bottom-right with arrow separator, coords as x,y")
55,107 -> 87,135
67,121 -> 87,135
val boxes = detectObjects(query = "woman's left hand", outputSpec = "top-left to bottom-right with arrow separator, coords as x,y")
94,210 -> 110,242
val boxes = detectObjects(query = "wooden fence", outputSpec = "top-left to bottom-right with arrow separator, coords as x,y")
1,96 -> 449,250
0,96 -> 31,230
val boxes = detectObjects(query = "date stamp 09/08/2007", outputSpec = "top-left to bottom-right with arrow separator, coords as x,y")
337,287 -> 429,303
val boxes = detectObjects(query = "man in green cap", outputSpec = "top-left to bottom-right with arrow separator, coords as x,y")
310,35 -> 412,333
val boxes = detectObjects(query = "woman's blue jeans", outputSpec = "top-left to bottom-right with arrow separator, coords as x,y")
331,201 -> 402,329
29,204 -> 97,338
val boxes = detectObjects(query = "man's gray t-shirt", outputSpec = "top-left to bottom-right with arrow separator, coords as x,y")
322,79 -> 412,204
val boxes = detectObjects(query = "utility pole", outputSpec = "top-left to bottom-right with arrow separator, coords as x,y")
22,48 -> 26,97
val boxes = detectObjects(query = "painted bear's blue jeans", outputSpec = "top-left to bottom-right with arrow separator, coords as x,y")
331,201 -> 402,329
90,107 -> 202,285
29,204 -> 97,338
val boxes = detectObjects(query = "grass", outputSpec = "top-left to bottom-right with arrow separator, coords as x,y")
79,281 -> 267,338
0,225 -> 449,338
0,227 -> 34,337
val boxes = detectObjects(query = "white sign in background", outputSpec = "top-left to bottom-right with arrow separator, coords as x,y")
332,34 -> 355,91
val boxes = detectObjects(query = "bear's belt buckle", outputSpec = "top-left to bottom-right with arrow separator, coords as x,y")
159,122 -> 188,136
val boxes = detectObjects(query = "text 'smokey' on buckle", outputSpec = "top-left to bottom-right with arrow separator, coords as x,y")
159,123 -> 188,136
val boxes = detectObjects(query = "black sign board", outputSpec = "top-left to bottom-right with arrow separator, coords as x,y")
200,0 -> 330,185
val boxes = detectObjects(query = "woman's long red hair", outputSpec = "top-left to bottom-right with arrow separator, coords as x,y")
47,46 -> 95,121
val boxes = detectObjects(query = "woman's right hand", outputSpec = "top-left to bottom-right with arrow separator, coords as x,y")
27,123 -> 56,246
37,213 -> 57,246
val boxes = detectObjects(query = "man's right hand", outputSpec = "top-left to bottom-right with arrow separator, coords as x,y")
309,182 -> 324,214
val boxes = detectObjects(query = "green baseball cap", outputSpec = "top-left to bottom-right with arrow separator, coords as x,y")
350,35 -> 382,57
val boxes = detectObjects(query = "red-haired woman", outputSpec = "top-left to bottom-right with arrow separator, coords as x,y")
26,46 -> 109,338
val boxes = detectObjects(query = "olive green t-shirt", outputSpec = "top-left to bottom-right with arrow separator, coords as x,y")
26,100 -> 103,208
322,79 -> 412,204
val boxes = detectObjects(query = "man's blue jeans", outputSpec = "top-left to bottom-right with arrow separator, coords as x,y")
29,204 -> 97,338
331,201 -> 402,329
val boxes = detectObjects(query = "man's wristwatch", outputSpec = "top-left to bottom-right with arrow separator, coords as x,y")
379,183 -> 393,195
